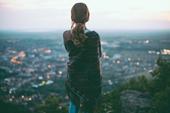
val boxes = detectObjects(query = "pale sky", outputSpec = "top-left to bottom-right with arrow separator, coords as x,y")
0,0 -> 170,31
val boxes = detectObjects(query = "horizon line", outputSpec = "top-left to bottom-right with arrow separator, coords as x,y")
1,28 -> 170,33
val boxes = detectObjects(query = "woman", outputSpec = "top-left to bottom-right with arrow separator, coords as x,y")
63,3 -> 102,113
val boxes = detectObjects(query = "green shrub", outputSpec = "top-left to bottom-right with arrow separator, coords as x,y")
97,89 -> 121,113
148,57 -> 170,113
35,95 -> 67,113
121,75 -> 149,92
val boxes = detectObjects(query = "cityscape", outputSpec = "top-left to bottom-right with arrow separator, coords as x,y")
0,30 -> 170,110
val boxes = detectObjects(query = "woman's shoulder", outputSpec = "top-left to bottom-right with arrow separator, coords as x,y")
63,30 -> 72,42
85,29 -> 100,39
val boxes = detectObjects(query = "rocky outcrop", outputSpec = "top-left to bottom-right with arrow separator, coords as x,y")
120,90 -> 151,113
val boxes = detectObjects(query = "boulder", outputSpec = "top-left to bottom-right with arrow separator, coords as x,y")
120,90 -> 151,113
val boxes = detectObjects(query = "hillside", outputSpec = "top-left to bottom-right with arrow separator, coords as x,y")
0,57 -> 170,113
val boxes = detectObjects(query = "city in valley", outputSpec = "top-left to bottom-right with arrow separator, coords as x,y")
0,31 -> 170,107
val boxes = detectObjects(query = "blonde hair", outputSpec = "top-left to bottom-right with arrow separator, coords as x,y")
71,3 -> 89,46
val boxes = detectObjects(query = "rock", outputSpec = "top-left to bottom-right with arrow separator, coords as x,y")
120,90 -> 151,113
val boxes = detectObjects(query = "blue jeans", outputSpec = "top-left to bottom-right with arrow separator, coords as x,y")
69,101 -> 79,113
68,100 -> 96,113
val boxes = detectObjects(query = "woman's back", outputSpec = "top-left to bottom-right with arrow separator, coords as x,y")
64,30 -> 101,66
63,29 -> 102,99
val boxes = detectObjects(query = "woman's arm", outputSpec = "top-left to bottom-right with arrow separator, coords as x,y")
63,30 -> 72,52
93,31 -> 102,58
98,38 -> 102,58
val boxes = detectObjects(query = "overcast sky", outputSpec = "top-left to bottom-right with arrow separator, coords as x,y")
0,0 -> 170,31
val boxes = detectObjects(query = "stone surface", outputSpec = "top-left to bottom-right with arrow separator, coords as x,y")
120,90 -> 151,113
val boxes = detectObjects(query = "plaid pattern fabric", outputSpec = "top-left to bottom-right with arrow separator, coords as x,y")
64,30 -> 102,105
